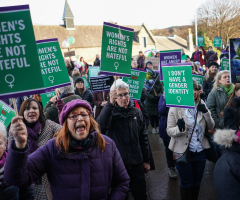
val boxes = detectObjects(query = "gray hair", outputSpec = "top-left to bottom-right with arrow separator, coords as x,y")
110,79 -> 129,91
0,122 -> 7,144
58,76 -> 74,94
72,67 -> 80,76
213,70 -> 230,90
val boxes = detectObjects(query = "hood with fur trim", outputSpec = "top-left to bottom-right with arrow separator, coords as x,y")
214,129 -> 239,148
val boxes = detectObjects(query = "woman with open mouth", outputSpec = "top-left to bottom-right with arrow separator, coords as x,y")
206,70 -> 235,158
5,99 -> 129,200
7,98 -> 62,200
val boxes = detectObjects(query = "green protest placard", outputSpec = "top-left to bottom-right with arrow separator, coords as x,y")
192,74 -> 204,85
88,66 -> 100,78
37,38 -> 71,90
122,69 -> 147,100
0,100 -> 15,128
162,63 -> 195,108
198,36 -> 205,47
221,59 -> 229,71
0,5 -> 45,99
213,37 -> 222,48
100,22 -> 133,77
82,76 -> 90,88
40,90 -> 56,108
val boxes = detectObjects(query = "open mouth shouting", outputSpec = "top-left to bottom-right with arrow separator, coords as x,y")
75,124 -> 86,135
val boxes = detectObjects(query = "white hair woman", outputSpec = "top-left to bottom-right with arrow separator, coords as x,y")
202,62 -> 219,101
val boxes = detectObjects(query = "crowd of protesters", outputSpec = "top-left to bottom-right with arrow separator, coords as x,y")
1,45 -> 240,200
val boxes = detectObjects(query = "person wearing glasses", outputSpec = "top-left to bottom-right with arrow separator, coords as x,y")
5,99 -> 130,200
97,79 -> 150,200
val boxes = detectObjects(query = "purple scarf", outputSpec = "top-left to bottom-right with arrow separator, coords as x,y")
26,120 -> 42,154
195,51 -> 199,61
0,151 -> 7,168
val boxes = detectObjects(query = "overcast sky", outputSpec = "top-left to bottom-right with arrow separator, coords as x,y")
1,0 -> 207,30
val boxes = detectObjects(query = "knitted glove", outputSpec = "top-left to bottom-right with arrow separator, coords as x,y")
55,99 -> 65,115
197,103 -> 208,113
177,118 -> 185,132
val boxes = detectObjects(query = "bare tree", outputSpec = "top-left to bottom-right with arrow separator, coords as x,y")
197,0 -> 240,45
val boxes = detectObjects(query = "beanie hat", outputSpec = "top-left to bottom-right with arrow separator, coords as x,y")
59,99 -> 93,125
74,77 -> 84,86
193,78 -> 198,90
146,61 -> 153,67
208,61 -> 219,69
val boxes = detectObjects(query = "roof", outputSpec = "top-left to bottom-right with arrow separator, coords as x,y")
62,0 -> 74,19
154,35 -> 190,53
33,25 -> 144,48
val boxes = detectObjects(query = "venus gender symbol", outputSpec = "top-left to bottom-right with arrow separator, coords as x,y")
48,76 -> 54,84
176,96 -> 181,103
114,62 -> 119,70
5,74 -> 15,88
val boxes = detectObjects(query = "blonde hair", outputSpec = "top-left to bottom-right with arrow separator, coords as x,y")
213,70 -> 230,90
204,68 -> 219,81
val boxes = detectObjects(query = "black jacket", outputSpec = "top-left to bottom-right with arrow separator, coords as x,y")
214,142 -> 240,200
202,76 -> 214,101
93,58 -> 100,66
97,101 -> 150,167
74,89 -> 93,108
224,107 -> 237,130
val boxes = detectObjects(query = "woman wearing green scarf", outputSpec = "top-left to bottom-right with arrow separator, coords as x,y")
207,70 -> 234,157
207,70 -> 234,129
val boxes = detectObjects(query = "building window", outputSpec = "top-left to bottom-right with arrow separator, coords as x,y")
140,37 -> 147,48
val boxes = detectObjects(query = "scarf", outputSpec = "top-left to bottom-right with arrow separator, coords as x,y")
0,151 -> 7,168
209,71 -> 216,79
219,84 -> 234,98
195,51 -> 199,61
25,120 -> 42,154
70,135 -> 90,150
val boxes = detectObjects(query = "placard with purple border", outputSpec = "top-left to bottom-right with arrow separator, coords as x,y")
100,22 -> 133,77
37,38 -> 71,91
90,75 -> 114,93
0,5 -> 46,100
162,63 -> 195,109
0,100 -> 16,128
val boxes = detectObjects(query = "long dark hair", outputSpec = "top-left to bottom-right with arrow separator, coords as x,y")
19,98 -> 46,129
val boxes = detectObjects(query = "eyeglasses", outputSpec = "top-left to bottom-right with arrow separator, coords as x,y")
67,113 -> 89,121
117,92 -> 129,99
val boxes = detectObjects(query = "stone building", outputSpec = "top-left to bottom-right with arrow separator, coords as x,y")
33,0 -> 193,64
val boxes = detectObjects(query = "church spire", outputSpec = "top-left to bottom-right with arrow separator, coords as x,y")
62,0 -> 74,29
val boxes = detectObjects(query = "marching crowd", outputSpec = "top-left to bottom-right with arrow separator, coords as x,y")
0,45 -> 240,200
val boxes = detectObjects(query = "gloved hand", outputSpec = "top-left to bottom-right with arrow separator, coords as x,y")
197,103 -> 208,113
177,118 -> 185,132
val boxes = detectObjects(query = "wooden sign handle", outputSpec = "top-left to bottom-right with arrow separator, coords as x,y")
12,98 -> 18,116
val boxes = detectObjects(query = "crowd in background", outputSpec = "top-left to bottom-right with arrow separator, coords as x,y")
0,45 -> 239,200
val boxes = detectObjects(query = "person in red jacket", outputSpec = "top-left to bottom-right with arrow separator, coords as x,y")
191,46 -> 206,66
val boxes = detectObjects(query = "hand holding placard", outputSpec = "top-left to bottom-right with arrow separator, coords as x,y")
10,116 -> 28,149
109,90 -> 117,105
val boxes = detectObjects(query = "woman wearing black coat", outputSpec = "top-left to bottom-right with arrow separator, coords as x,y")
74,77 -> 93,108
214,97 -> 240,200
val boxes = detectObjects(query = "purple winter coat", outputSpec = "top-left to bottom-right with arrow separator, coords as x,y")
158,95 -> 170,142
5,131 -> 130,200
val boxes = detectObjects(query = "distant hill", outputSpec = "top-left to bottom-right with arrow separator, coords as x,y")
151,25 -> 193,40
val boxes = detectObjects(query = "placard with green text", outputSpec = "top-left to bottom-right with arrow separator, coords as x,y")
213,37 -> 222,48
100,22 -> 133,77
122,68 -> 147,100
40,90 -> 56,108
192,74 -> 204,85
198,36 -> 205,47
162,63 -> 195,109
37,38 -> 71,91
221,59 -> 229,71
0,100 -> 15,128
0,5 -> 45,99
